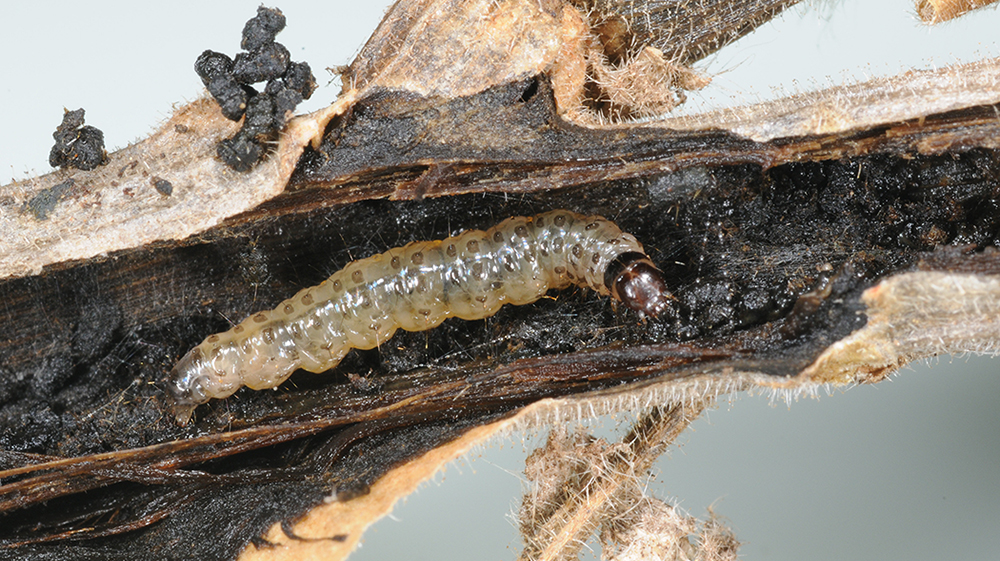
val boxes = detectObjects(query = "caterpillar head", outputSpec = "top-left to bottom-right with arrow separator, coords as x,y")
164,347 -> 210,426
606,252 -> 673,318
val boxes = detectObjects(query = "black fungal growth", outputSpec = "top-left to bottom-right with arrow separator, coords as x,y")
195,6 -> 317,172
48,108 -> 109,171
24,179 -> 74,220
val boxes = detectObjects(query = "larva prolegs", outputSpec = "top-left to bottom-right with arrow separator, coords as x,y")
166,211 -> 672,425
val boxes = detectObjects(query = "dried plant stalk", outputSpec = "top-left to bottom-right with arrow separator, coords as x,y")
0,1 -> 998,560
518,402 -> 709,561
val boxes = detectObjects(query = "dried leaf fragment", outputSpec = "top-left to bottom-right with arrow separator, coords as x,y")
794,267 -> 1000,386
601,499 -> 739,561
347,0 -> 591,104
586,45 -> 711,120
519,402 -> 710,561
917,0 -> 1000,23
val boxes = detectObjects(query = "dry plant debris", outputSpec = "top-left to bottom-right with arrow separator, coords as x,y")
584,44 -> 711,120
600,499 -> 739,561
195,6 -> 317,171
519,402 -> 723,561
47,108 -> 108,171
917,0 -> 1000,22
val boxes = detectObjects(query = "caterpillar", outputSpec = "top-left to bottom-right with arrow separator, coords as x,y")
165,211 -> 672,425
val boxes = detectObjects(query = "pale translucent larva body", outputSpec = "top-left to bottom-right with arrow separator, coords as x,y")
166,211 -> 670,424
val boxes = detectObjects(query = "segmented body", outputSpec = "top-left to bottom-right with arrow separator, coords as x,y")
166,211 -> 671,424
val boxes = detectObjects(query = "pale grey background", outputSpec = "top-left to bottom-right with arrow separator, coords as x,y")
1,2 -> 998,560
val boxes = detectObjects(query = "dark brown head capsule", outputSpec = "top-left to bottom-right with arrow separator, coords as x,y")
605,252 -> 673,317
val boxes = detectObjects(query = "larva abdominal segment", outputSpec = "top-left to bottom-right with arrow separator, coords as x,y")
166,211 -> 671,425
